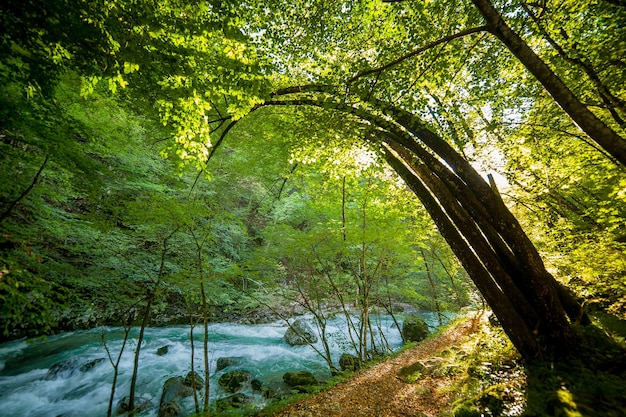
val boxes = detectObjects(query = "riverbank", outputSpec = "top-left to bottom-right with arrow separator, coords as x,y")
257,311 -> 626,417
259,313 -> 492,417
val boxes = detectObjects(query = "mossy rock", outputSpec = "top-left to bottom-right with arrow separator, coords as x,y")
339,353 -> 360,372
216,356 -> 244,371
159,376 -> 193,407
218,369 -> 253,393
116,396 -> 152,415
79,358 -> 104,372
158,401 -> 183,417
477,384 -> 506,416
283,370 -> 317,392
251,378 -> 279,399
453,384 -> 506,417
452,401 -> 481,417
215,393 -> 253,410
183,370 -> 204,390
401,315 -> 430,343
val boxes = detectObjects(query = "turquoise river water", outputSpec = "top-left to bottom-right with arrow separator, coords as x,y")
0,312 -> 449,416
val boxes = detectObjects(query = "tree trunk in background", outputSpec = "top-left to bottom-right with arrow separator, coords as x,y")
128,290 -> 153,411
200,282 -> 210,412
421,250 -> 443,326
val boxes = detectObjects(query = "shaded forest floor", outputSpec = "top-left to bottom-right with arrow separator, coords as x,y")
258,312 -> 626,417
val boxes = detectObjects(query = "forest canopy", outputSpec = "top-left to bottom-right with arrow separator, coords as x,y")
1,0 -> 625,361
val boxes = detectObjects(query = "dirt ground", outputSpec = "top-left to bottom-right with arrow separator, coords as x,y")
270,316 -> 483,417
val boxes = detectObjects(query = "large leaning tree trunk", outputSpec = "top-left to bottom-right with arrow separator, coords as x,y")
252,85 -> 588,360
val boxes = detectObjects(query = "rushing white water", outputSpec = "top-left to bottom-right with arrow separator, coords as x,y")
0,312 -> 449,417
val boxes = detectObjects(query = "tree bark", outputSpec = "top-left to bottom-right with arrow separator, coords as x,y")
370,100 -> 578,344
389,126 -> 575,352
471,0 -> 626,167
382,147 -> 541,358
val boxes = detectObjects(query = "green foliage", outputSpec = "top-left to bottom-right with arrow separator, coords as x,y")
0,0 -> 623,363
497,94 -> 626,318
452,402 -> 481,417
1,0 -> 270,174
0,71 -> 269,337
0,237 -> 58,338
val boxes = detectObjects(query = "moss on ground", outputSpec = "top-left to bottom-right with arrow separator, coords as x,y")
448,312 -> 626,417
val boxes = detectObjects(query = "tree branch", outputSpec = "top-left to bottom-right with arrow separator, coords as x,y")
347,26 -> 489,84
190,119 -> 238,193
0,154 -> 50,224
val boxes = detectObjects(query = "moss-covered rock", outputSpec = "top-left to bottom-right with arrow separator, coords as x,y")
401,315 -> 430,343
284,319 -> 318,346
452,384 -> 506,417
283,370 -> 317,392
339,353 -> 360,372
116,396 -> 152,416
397,361 -> 425,382
158,377 -> 193,417
477,384 -> 505,416
216,356 -> 245,371
452,401 -> 481,417
251,378 -> 279,399
183,370 -> 204,390
215,393 -> 253,410
218,369 -> 253,393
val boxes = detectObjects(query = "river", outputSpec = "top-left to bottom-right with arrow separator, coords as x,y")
0,312 -> 449,416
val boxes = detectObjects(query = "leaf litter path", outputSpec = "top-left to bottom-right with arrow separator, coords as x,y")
270,316 -> 483,417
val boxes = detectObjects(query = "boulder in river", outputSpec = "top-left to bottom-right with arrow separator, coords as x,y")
283,370 -> 318,392
158,376 -> 193,417
251,378 -> 279,399
44,357 -> 104,380
79,358 -> 104,372
216,356 -> 245,371
218,369 -> 253,393
156,345 -> 170,356
158,401 -> 183,417
115,396 -> 152,415
401,315 -> 430,343
284,319 -> 318,346
183,370 -> 204,390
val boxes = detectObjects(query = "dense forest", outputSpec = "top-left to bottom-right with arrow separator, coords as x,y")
1,0 -> 625,416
